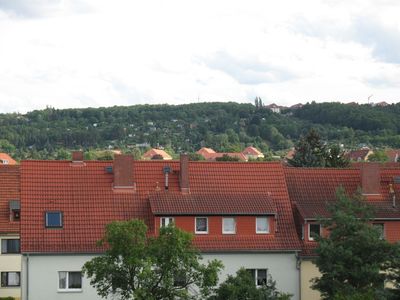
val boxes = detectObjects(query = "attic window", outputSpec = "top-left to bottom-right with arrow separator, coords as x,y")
45,211 -> 63,228
308,223 -> 321,241
9,200 -> 20,222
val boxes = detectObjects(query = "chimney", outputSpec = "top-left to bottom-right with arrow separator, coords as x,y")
113,154 -> 134,189
72,151 -> 84,162
361,163 -> 381,199
179,154 -> 190,194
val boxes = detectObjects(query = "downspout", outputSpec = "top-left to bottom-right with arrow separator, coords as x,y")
296,251 -> 301,300
26,254 -> 29,300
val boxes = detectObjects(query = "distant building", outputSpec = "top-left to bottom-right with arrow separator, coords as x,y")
265,103 -> 283,113
242,146 -> 264,160
0,153 -> 17,165
346,149 -> 373,162
142,148 -> 173,160
196,148 -> 247,161
290,103 -> 303,110
374,101 -> 389,107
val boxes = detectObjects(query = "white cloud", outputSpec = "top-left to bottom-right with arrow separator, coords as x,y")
0,0 -> 399,113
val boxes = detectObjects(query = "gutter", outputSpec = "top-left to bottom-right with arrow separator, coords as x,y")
26,254 -> 29,300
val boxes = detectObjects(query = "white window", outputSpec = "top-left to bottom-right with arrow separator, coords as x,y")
195,217 -> 208,234
256,217 -> 269,234
247,269 -> 268,286
160,217 -> 174,228
1,239 -> 20,254
222,217 -> 236,234
58,271 -> 82,291
1,272 -> 20,287
308,223 -> 321,241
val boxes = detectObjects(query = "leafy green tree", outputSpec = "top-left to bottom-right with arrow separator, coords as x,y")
83,219 -> 223,300
188,153 -> 205,161
215,154 -> 240,162
368,150 -> 389,163
0,139 -> 16,153
324,144 -> 350,168
288,129 -> 326,167
210,268 -> 291,300
312,187 -> 398,299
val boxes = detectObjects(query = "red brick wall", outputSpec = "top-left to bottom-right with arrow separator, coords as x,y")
384,221 -> 400,242
155,215 -> 275,236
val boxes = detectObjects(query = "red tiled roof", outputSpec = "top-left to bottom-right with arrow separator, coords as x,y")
0,153 -> 17,165
346,149 -> 371,161
21,160 -> 300,253
142,149 -> 172,160
149,192 -> 276,215
196,147 -> 216,155
284,167 -> 400,219
0,165 -> 20,234
242,147 -> 262,156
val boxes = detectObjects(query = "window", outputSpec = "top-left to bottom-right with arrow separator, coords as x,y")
11,209 -> 20,221
58,271 -> 82,290
308,223 -> 321,241
256,217 -> 269,233
160,217 -> 174,228
9,200 -> 20,222
1,239 -> 20,254
1,272 -> 20,287
247,269 -> 268,286
373,223 -> 385,239
195,217 -> 208,234
45,211 -> 63,228
222,217 -> 236,234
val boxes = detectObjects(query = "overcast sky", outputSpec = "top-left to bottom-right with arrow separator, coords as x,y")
0,0 -> 400,113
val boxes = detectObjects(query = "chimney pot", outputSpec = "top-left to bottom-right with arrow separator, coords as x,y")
179,154 -> 190,194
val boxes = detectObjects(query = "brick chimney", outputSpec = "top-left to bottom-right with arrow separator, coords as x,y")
179,154 -> 190,194
72,151 -> 84,162
361,163 -> 381,199
113,154 -> 134,189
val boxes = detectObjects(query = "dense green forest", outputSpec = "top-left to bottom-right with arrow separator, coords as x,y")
0,101 -> 399,160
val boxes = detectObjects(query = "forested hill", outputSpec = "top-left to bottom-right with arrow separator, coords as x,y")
0,101 -> 400,160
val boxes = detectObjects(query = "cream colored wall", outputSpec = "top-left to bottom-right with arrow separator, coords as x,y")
0,235 -> 21,300
301,259 -> 321,300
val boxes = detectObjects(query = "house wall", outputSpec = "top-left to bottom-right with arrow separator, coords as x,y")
202,252 -> 300,300
0,235 -> 21,300
300,259 -> 320,300
22,252 -> 300,300
155,216 -> 275,236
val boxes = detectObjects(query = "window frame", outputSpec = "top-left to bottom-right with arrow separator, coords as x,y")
160,217 -> 175,228
222,217 -> 236,234
1,272 -> 20,287
58,271 -> 82,292
308,223 -> 321,241
246,268 -> 268,286
45,211 -> 63,228
195,217 -> 208,234
256,217 -> 269,234
1,238 -> 20,254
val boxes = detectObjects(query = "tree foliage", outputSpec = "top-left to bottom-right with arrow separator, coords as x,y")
210,268 -> 291,300
368,150 -> 389,163
312,187 -> 399,299
83,219 -> 223,300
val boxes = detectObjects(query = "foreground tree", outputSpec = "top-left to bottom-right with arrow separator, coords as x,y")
312,187 -> 399,299
324,144 -> 350,168
83,219 -> 223,300
210,268 -> 291,300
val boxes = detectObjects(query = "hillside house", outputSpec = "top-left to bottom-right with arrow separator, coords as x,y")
0,153 -> 17,165
142,148 -> 173,160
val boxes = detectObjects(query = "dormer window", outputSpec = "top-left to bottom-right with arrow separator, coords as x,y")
308,223 -> 321,241
195,217 -> 208,234
160,217 -> 174,228
222,217 -> 236,234
45,211 -> 63,228
9,200 -> 20,222
256,217 -> 269,234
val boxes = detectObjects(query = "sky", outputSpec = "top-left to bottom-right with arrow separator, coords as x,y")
0,0 -> 400,113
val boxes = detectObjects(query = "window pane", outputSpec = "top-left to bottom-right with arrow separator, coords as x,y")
1,273 -> 7,287
196,218 -> 207,232
257,269 -> 267,286
223,218 -> 235,233
59,272 -> 67,289
1,239 -> 20,254
309,224 -> 320,239
8,272 -> 20,286
46,212 -> 62,227
256,217 -> 269,233
160,217 -> 174,228
68,272 -> 82,289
